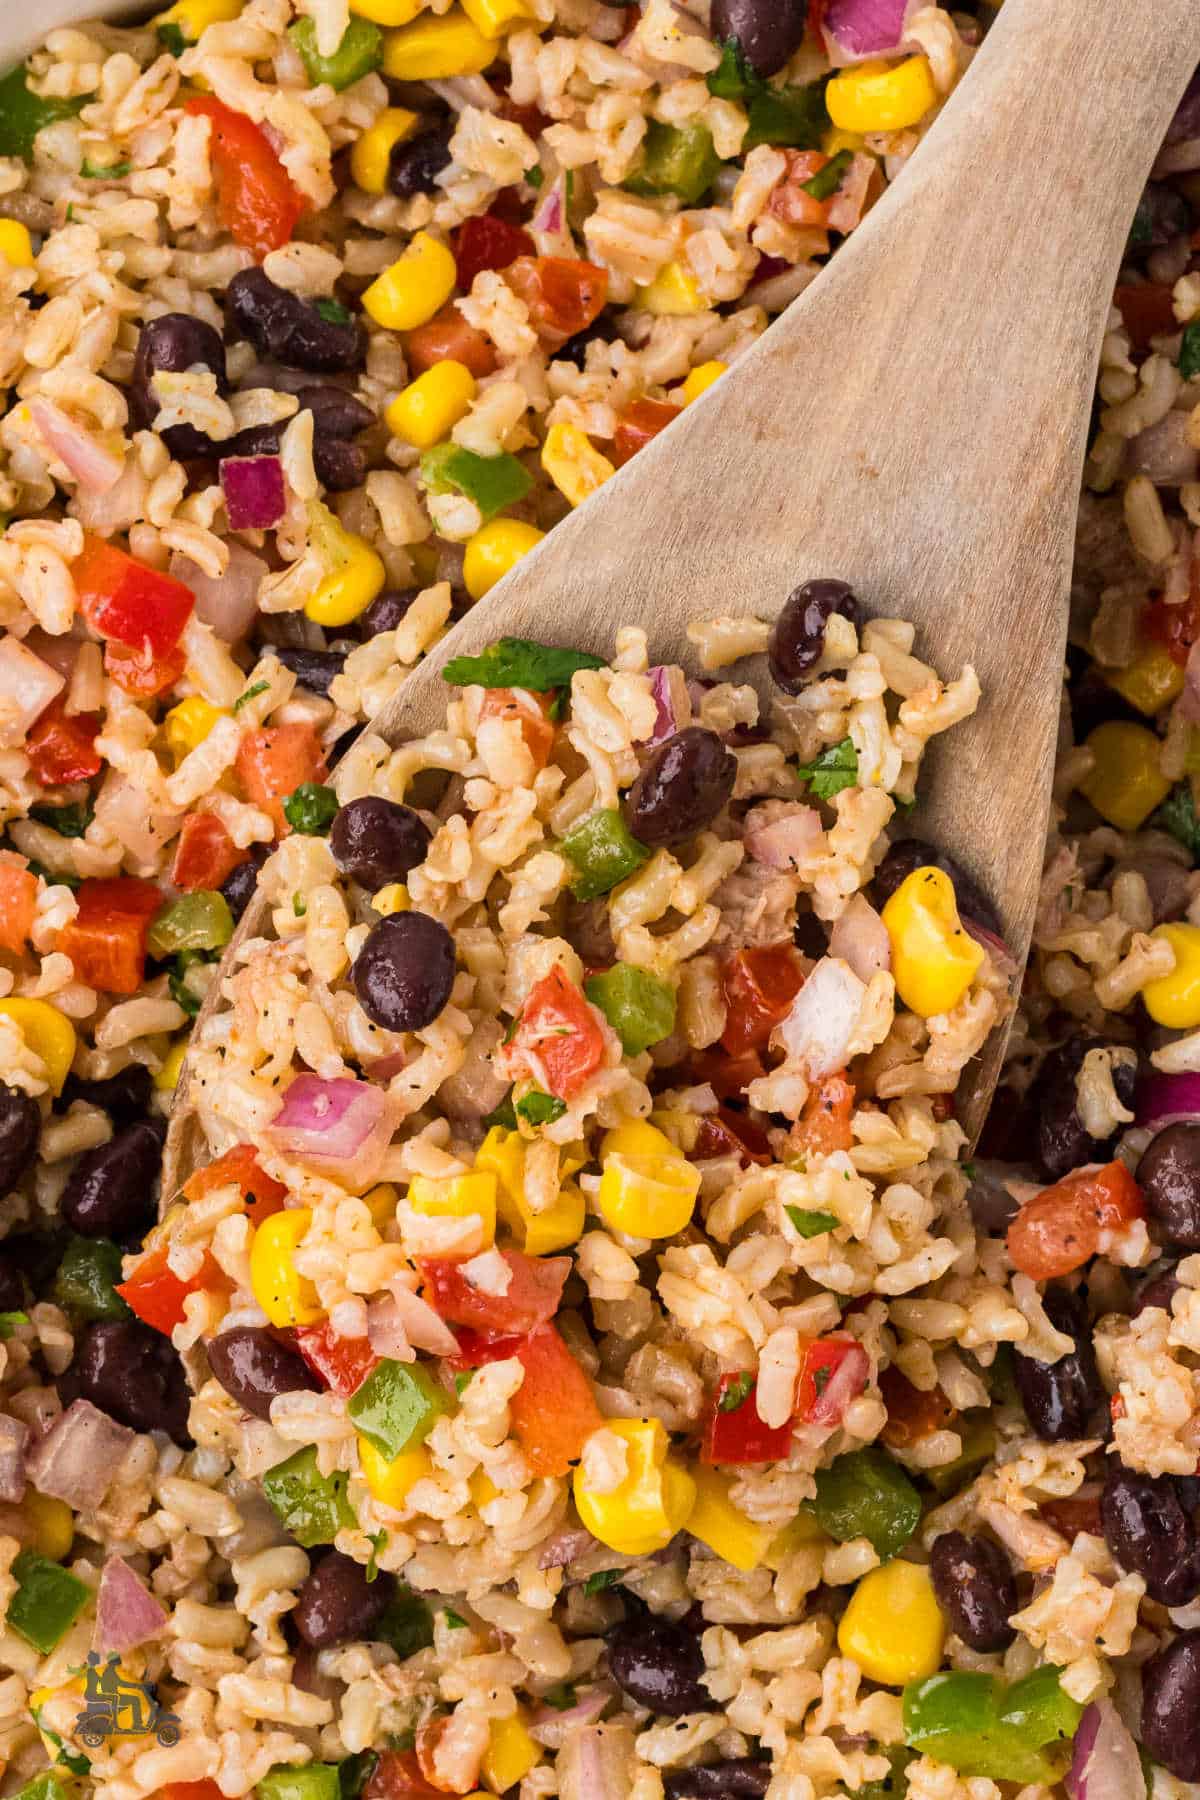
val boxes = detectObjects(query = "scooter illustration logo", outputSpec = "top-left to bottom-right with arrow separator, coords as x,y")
74,1652 -> 181,1747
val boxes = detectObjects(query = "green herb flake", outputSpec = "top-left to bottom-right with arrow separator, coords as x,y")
0,1311 -> 29,1338
583,1568 -> 622,1594
365,1529 -> 388,1583
443,636 -> 606,692
526,165 -> 544,189
29,800 -> 94,839
786,1205 -> 839,1238
483,1090 -> 517,1130
707,36 -> 761,100
293,893 -> 307,918
744,78 -> 831,153
169,949 -> 206,1017
801,148 -> 853,201
442,1607 -> 468,1629
337,1751 -> 379,1800
542,1683 -> 578,1712
1182,320 -> 1200,383
24,858 -> 79,890
156,20 -> 188,55
961,1161 -> 977,1181
515,1089 -> 567,1127
315,297 -> 354,325
797,735 -> 858,800
80,158 -> 131,179
283,782 -> 339,836
718,1371 -> 754,1412
454,1370 -> 473,1398
234,679 -> 269,713
0,65 -> 92,163
1154,781 -> 1200,862
373,1585 -> 434,1660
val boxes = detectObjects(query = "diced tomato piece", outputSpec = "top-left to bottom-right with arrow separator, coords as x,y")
294,1320 -> 379,1397
364,1751 -> 444,1800
450,1328 -> 526,1368
236,721 -> 328,838
720,943 -> 805,1056
185,96 -> 304,258
767,150 -> 832,229
510,964 -> 606,1100
791,1072 -> 856,1159
171,812 -> 243,893
504,255 -> 608,349
1146,582 -> 1200,668
498,99 -> 549,137
807,0 -> 825,37
116,1242 -> 226,1334
478,686 -> 556,769
612,398 -> 681,467
701,1373 -> 793,1465
686,1047 -> 766,1100
1038,1491 -> 1103,1539
879,1365 -> 954,1448
417,1251 -> 570,1335
1007,1159 -> 1145,1280
450,1322 -> 603,1477
692,1105 -> 771,1167
103,637 -> 186,699
405,306 -> 498,378
160,1783 -> 225,1800
72,534 -> 194,657
1114,282 -> 1179,352
26,696 -> 102,786
795,1335 -> 870,1427
58,876 -> 162,995
183,1142 -> 286,1227
414,1720 -> 460,1795
454,211 -> 535,291
0,852 -> 38,956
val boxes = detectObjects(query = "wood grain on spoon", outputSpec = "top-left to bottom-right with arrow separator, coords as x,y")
165,0 -> 1200,1194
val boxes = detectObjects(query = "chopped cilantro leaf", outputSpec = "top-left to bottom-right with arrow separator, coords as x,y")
583,1569 -> 622,1594
292,893 -> 307,918
24,858 -> 79,890
315,297 -> 353,325
813,1364 -> 831,1397
283,782 -> 339,835
526,165 -> 543,189
542,1683 -> 578,1712
1182,320 -> 1200,383
365,1529 -> 387,1582
443,636 -> 606,693
483,1090 -> 517,1129
706,36 -> 761,100
233,679 -> 269,713
961,1161 -> 977,1182
338,1752 -> 378,1800
786,1205 -> 838,1238
801,149 -> 852,201
797,736 -> 858,800
454,1371 -> 473,1398
1155,782 -> 1200,862
29,800 -> 93,839
80,158 -> 131,179
718,1371 -> 754,1412
0,1311 -> 29,1338
156,21 -> 188,55
442,1607 -> 467,1629
515,1089 -> 567,1126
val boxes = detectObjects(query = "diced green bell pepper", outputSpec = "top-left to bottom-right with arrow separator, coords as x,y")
0,65 -> 91,162
287,16 -> 383,91
584,964 -> 676,1056
802,148 -> 853,201
785,1206 -> 839,1237
258,1764 -> 341,1800
373,1583 -> 435,1659
903,1667 -> 1083,1786
811,1447 -> 921,1559
347,1359 -> 449,1461
744,80 -> 830,152
1181,319 -> 1200,382
7,1550 -> 90,1654
707,37 -> 759,100
11,1775 -> 73,1800
420,444 -> 533,522
53,1235 -> 131,1323
624,120 -> 721,206
282,782 -> 339,836
925,1412 -> 996,1497
148,890 -> 234,958
263,1445 -> 355,1548
559,808 -> 650,901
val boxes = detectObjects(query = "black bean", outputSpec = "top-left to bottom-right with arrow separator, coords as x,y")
207,1326 -> 320,1421
710,0 -> 807,75
61,1065 -> 153,1129
294,386 -> 375,440
75,1319 -> 192,1446
1033,1035 -> 1138,1181
0,1251 -> 26,1312
663,1762 -> 770,1799
1013,1287 -> 1102,1442
330,797 -> 432,889
227,268 -> 365,373
623,727 -> 736,849
60,1122 -> 161,1241
1101,1467 -> 1200,1604
221,845 -> 270,923
294,1549 -> 395,1647
768,577 -> 861,694
313,437 -> 368,491
607,1613 -> 714,1716
0,1084 -> 41,1196
1143,1630 -> 1200,1780
276,647 -> 347,698
871,837 -> 1002,937
130,312 -> 228,459
1138,1124 -> 1200,1249
357,589 -> 419,640
352,912 -> 456,1033
386,126 -> 453,198
1134,1264 -> 1183,1316
928,1531 -> 1016,1651
553,316 -> 613,370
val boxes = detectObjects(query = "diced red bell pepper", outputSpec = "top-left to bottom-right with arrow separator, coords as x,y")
73,534 -> 194,658
294,1320 -> 379,1397
451,1321 -> 603,1477
185,96 -> 304,258
26,696 -> 102,786
1007,1159 -> 1144,1280
692,1105 -> 771,1167
686,1046 -> 766,1100
58,876 -> 162,995
0,853 -> 37,957
879,1365 -> 954,1448
1146,574 -> 1200,668
1114,282 -> 1179,352
791,1072 -> 856,1159
417,1250 -> 569,1335
478,686 -> 556,769
701,1373 -> 793,1465
103,637 -> 187,699
116,1242 -> 226,1335
612,398 -> 681,467
498,99 -> 549,137
236,721 -> 328,838
720,943 -> 805,1056
405,306 -> 499,378
160,1782 -> 226,1800
510,964 -> 606,1100
171,812 -> 244,893
183,1142 -> 287,1228
364,1751 -> 443,1800
454,211 -> 535,291
795,1335 -> 870,1427
1039,1492 -> 1103,1539
504,255 -> 608,349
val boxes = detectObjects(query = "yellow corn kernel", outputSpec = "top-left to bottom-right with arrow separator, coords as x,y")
386,359 -> 477,448
0,999 -> 76,1095
826,56 -> 937,133
597,1119 -> 700,1238
350,106 -> 421,193
881,866 -> 985,1019
686,1466 -> 777,1572
481,1711 -> 542,1794
304,507 -> 387,628
541,422 -> 615,509
1079,720 -> 1172,830
162,694 -> 225,763
1105,643 -> 1186,717
362,230 -> 458,332
249,1208 -> 326,1328
635,260 -> 705,316
1143,922 -> 1200,1029
463,518 -> 545,599
822,126 -> 867,155
382,10 -> 495,80
407,1170 -> 497,1246
764,1509 -> 825,1571
364,1182 -> 399,1228
679,359 -> 727,405
520,1181 -> 586,1255
358,1434 -> 432,1507
0,221 -> 34,269
461,0 -> 537,32
153,1036 -> 189,1093
604,1118 -> 677,1160
23,1491 -> 75,1561
154,0 -> 242,41
470,1467 -> 500,1510
373,882 -> 411,916
352,0 -> 425,24
478,1125 -> 586,1252
837,1560 -> 946,1685
573,1418 -> 696,1556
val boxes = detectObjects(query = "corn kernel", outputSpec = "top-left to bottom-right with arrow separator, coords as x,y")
352,0 -> 425,23
481,1712 -> 542,1793
1079,720 -> 1172,830
597,1117 -> 700,1239
0,999 -> 76,1095
461,0 -> 537,33
541,422 -> 615,509
363,230 -> 459,332
477,1127 -> 586,1253
573,1418 -> 696,1556
603,1118 -> 677,1160
373,883 -> 411,916
470,1467 -> 500,1510
23,1491 -> 75,1561
154,1036 -> 189,1093
407,1170 -> 497,1246
0,222 -> 34,269
838,1560 -> 946,1685
154,0 -> 242,41
882,865 -> 985,1018
386,359 -> 477,448
162,694 -> 225,763
1104,643 -> 1185,717
350,106 -> 421,193
687,1466 -> 776,1571
304,508 -> 387,627
826,56 -> 937,133
249,1208 -> 326,1328
364,1182 -> 399,1228
358,1434 -> 432,1507
463,518 -> 545,599
382,9 -> 495,79
679,359 -> 727,405
1143,922 -> 1200,1029
635,260 -> 705,316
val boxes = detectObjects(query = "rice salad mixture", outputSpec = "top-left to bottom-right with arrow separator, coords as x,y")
0,0 -> 1198,1797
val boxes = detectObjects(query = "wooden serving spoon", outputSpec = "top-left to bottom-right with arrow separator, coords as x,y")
165,0 -> 1200,1192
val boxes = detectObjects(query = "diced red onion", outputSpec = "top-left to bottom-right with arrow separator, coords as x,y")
829,893 -> 890,980
776,957 -> 862,1076
170,540 -> 266,643
826,152 -> 875,234
530,175 -> 573,258
0,1413 -> 28,1504
558,1723 -> 633,1800
1128,409 -> 1199,486
94,772 -> 184,869
0,635 -> 65,750
29,397 -> 124,494
804,1340 -> 870,1427
220,455 -> 286,531
25,1399 -> 135,1512
962,917 -> 1018,983
1066,1700 -> 1143,1800
823,0 -> 915,62
1137,1071 -> 1200,1132
537,1526 -> 597,1570
368,1284 -> 459,1359
365,1049 -> 409,1083
24,627 -> 83,680
267,1074 -> 396,1189
643,666 -> 679,746
743,803 -> 822,869
530,1687 -> 610,1749
94,1554 -> 169,1654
